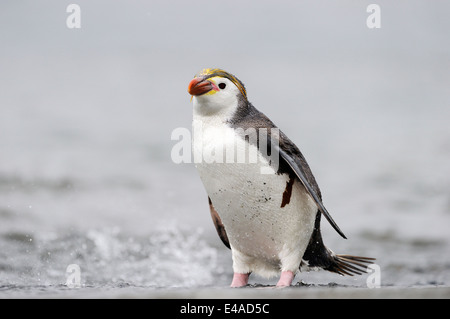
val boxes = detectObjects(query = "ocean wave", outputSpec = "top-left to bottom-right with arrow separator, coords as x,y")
0,223 -> 226,290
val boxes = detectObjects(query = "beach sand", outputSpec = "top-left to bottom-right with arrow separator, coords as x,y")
20,285 -> 447,299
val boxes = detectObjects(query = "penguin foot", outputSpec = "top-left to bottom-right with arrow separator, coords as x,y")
276,271 -> 295,287
230,273 -> 249,287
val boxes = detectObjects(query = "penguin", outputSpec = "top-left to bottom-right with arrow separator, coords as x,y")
187,68 -> 374,287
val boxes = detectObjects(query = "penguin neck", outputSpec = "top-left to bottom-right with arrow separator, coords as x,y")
193,96 -> 248,126
226,100 -> 257,126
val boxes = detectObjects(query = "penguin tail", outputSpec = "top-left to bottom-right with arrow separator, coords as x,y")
301,211 -> 375,276
324,254 -> 375,276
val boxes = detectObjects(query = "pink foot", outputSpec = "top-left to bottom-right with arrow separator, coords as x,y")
276,271 -> 295,287
230,273 -> 249,288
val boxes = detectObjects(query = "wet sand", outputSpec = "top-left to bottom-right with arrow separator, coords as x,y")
25,285 -> 448,299
188,288 -> 447,300
112,286 -> 450,299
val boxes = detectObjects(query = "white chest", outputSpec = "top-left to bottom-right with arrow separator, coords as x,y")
192,118 -> 317,267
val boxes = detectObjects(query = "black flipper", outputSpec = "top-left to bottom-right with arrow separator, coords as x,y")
208,197 -> 231,249
275,139 -> 347,239
228,102 -> 347,239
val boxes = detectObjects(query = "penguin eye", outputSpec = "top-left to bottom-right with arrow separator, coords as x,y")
218,83 -> 226,89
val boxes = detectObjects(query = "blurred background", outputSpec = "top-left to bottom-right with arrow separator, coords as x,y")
0,0 -> 449,296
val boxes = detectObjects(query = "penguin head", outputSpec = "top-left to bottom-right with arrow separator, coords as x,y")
188,68 -> 247,118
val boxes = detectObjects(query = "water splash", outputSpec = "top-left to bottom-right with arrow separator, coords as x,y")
0,222 -> 223,291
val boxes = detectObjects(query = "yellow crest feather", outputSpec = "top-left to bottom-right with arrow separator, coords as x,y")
195,68 -> 247,99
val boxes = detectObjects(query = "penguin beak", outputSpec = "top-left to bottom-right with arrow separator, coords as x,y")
188,77 -> 214,96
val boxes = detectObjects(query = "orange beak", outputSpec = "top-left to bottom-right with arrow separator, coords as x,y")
188,77 -> 214,96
